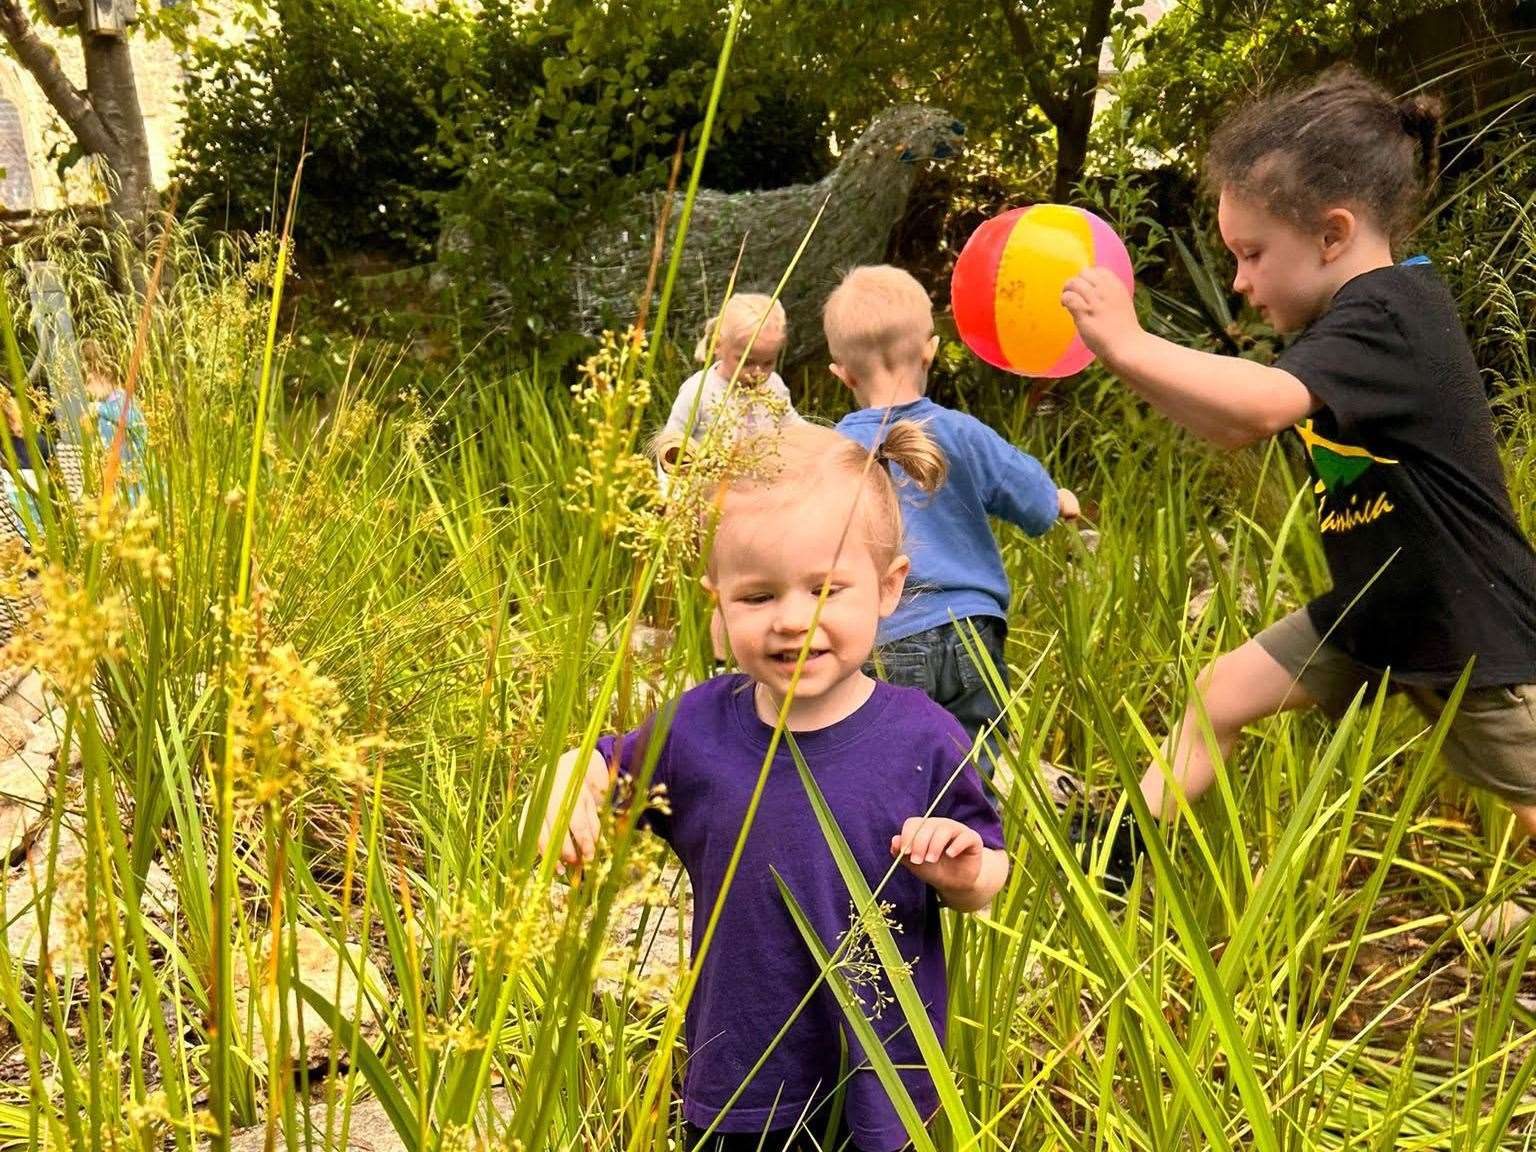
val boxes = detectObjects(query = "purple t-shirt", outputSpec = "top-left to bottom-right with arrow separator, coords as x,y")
596,675 -> 1005,1152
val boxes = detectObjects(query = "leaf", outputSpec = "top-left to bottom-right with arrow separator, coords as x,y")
296,980 -> 419,1141
772,870 -> 939,1152
785,735 -> 976,1145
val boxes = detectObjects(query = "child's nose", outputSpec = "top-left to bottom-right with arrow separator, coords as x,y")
773,593 -> 813,633
1231,269 -> 1249,295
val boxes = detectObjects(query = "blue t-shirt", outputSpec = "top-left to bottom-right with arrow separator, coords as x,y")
837,398 -> 1058,644
597,675 -> 1004,1152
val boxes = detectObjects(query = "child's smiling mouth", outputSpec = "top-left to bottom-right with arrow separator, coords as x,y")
769,649 -> 828,666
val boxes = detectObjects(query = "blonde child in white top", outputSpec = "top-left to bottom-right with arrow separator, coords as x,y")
663,293 -> 798,449
659,294 -> 798,669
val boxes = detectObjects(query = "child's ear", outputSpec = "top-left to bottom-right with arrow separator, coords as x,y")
921,333 -> 940,367
828,361 -> 853,389
1319,207 -> 1357,263
878,554 -> 910,616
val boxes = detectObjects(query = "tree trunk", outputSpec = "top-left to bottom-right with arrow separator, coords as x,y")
81,28 -> 154,228
0,0 -> 154,231
1000,0 -> 1116,203
1051,0 -> 1114,203
1051,96 -> 1095,203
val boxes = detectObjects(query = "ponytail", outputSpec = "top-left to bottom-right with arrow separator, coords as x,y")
874,420 -> 947,494
1206,66 -> 1446,243
1397,92 -> 1444,187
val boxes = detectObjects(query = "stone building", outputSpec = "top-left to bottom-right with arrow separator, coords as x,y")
0,13 -> 188,216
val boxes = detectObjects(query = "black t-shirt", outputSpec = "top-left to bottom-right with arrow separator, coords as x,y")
1276,262 -> 1536,688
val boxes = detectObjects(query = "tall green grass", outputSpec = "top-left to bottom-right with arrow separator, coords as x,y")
3,216 -> 1534,1147
1,86 -> 1535,1152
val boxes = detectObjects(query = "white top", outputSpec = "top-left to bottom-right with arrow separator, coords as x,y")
663,364 -> 798,444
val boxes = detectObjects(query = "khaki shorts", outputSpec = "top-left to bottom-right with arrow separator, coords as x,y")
1254,609 -> 1536,805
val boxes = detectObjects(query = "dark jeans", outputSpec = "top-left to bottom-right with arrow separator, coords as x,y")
867,617 -> 1009,751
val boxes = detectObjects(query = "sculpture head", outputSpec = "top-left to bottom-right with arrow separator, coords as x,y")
839,105 -> 966,172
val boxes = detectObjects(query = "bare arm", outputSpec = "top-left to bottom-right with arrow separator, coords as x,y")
1062,268 -> 1316,450
935,847 -> 1010,912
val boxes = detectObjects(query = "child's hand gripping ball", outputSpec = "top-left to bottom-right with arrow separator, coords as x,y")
951,204 -> 1133,378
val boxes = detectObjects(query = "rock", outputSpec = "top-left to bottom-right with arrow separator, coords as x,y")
1471,900 -> 1533,944
0,710 -> 28,759
990,756 -> 1080,807
600,863 -> 690,1003
226,1088 -> 513,1150
1186,586 -> 1216,622
0,666 -> 28,701
591,619 -> 676,657
139,858 -> 179,931
24,710 -> 62,760
4,671 -> 49,725
0,751 -> 50,859
5,825 -> 89,973
231,925 -> 386,1071
1037,759 -> 1082,806
1186,581 -> 1260,623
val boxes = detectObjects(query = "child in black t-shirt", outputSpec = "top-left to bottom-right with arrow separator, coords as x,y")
1060,66 -> 1536,883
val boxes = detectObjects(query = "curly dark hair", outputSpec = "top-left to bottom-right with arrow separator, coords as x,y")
1205,66 -> 1442,243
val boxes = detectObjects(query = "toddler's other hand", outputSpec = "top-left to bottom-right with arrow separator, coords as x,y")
1061,266 -> 1141,363
1057,488 -> 1080,521
891,816 -> 983,891
538,753 -> 610,873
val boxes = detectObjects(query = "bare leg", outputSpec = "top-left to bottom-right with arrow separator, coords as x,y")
1508,801 -> 1536,840
1143,638 -> 1319,819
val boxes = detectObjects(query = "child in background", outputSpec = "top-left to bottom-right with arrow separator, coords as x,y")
0,337 -> 146,539
79,338 -> 146,470
828,265 -> 1078,753
664,293 -> 798,669
1061,67 -> 1536,885
664,293 -> 798,447
541,420 -> 1008,1152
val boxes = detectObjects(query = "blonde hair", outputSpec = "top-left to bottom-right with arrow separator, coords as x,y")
822,265 -> 934,382
78,338 -> 117,400
717,420 -> 946,565
695,293 -> 788,364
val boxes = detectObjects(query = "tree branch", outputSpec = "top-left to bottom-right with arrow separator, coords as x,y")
1070,0 -> 1114,99
0,0 -> 116,157
998,0 -> 1067,124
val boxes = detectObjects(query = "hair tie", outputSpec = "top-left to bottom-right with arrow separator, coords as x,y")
873,439 -> 892,469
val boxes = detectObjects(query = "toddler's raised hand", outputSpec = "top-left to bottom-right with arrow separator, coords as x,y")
1061,266 -> 1142,363
890,816 -> 983,892
1057,488 -> 1080,521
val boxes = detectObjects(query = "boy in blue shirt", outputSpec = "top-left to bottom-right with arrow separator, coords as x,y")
827,265 -> 1078,751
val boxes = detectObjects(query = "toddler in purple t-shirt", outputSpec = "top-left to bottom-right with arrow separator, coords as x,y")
540,421 -> 1010,1152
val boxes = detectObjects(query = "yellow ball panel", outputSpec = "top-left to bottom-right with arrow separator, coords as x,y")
993,205 -> 1094,375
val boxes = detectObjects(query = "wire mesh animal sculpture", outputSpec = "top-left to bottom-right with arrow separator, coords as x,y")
572,105 -> 965,366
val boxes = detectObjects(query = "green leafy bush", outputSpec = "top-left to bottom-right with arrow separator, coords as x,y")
176,0 -> 474,261
430,1 -> 830,348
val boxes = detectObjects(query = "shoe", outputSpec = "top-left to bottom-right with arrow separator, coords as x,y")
1065,796 -> 1146,895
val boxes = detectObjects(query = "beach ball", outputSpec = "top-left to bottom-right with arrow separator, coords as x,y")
951,204 -> 1133,378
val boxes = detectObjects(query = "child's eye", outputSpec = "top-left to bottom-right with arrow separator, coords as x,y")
741,592 -> 772,605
